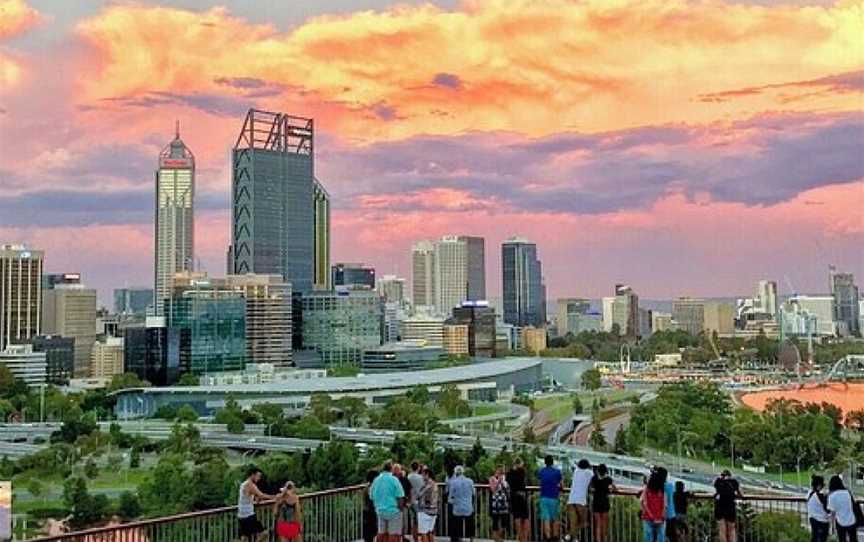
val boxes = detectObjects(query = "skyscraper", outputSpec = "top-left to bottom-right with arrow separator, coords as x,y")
411,241 -> 436,309
758,280 -> 778,317
458,236 -> 486,301
672,297 -> 705,336
435,236 -> 468,314
501,237 -> 545,327
114,287 -> 154,316
377,275 -> 407,305
0,245 -> 43,351
830,268 -> 860,336
42,281 -> 97,378
154,123 -> 195,311
231,109 -> 327,295
226,274 -> 292,368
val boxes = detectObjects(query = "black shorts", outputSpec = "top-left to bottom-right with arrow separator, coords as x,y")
491,513 -> 510,531
511,492 -> 529,519
239,515 -> 265,538
449,515 -> 475,539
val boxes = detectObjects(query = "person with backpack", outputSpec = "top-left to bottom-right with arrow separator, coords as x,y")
640,469 -> 666,542
713,470 -> 742,542
488,464 -> 511,542
827,475 -> 862,542
808,475 -> 830,542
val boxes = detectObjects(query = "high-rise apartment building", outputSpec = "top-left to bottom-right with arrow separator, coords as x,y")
556,298 -> 591,337
378,275 -> 407,306
90,337 -> 125,379
672,297 -> 705,336
652,312 -> 674,332
459,236 -> 486,301
501,237 -> 545,327
226,274 -> 292,368
782,295 -> 836,336
42,282 -> 97,378
435,236 -> 468,314
114,287 -> 154,316
411,241 -> 436,309
231,109 -> 328,295
830,269 -> 860,337
0,245 -> 43,351
154,125 -> 195,311
332,263 -> 376,290
758,280 -> 778,317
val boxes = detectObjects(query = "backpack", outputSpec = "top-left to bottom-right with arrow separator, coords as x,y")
491,480 -> 510,515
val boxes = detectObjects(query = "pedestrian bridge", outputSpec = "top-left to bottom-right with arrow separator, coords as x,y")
29,484 -> 819,542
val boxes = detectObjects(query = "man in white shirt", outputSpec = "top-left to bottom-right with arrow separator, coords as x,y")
566,459 -> 594,542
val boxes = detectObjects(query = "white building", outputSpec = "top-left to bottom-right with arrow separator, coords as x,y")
199,364 -> 326,386
435,236 -> 468,315
0,344 -> 47,386
400,313 -> 446,347
411,241 -> 436,311
0,245 -> 44,351
782,295 -> 836,337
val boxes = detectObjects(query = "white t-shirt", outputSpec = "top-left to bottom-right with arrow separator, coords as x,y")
807,492 -> 830,523
828,490 -> 856,528
567,468 -> 594,505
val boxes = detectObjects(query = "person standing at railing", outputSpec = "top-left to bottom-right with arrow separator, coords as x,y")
671,481 -> 690,542
408,462 -> 425,542
590,464 -> 616,542
565,459 -> 593,542
416,467 -> 439,542
448,466 -> 476,542
808,475 -> 830,542
653,467 -> 676,542
640,470 -> 666,542
363,470 -> 380,542
489,464 -> 511,542
827,475 -> 861,542
371,461 -> 407,542
394,464 -> 415,542
713,470 -> 742,542
537,455 -> 564,542
273,481 -> 302,542
238,467 -> 279,542
507,457 -> 530,542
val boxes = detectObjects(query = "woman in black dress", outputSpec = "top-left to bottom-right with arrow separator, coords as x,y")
362,469 -> 378,542
591,464 -> 616,542
506,457 -> 529,542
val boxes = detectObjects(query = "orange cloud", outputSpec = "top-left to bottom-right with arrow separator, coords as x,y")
73,0 -> 864,142
0,0 -> 39,39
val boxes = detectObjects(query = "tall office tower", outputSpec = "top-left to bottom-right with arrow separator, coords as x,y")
313,179 -> 331,290
458,236 -> 486,301
614,284 -> 639,337
42,281 -> 98,378
114,287 -> 154,316
557,298 -> 591,337
830,268 -> 860,337
231,109 -> 325,294
411,241 -> 436,309
332,263 -> 376,289
226,274 -> 292,368
378,275 -> 407,305
155,124 -> 195,311
435,236 -> 468,314
758,280 -> 778,317
0,245 -> 43,351
501,237 -> 545,327
672,297 -> 706,336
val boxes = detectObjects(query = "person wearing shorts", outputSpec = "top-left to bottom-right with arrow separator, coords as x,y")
371,462 -> 406,542
537,455 -> 564,542
416,467 -> 439,542
237,468 -> 278,542
567,459 -> 593,542
507,458 -> 530,542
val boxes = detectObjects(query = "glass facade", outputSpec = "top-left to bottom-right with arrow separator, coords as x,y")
31,335 -> 74,385
124,324 -> 181,386
300,290 -> 383,367
166,289 -> 246,374
331,263 -> 375,289
501,238 -> 544,327
114,288 -> 154,315
313,179 -> 331,290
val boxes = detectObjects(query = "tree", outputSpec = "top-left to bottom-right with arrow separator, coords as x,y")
522,425 -> 537,444
589,427 -> 607,451
163,422 -> 201,455
437,384 -> 470,418
129,446 -> 141,468
176,404 -> 199,423
117,491 -> 142,520
138,454 -> 194,516
108,373 -> 150,392
226,415 -> 245,434
406,386 -> 430,406
613,426 -> 631,455
177,373 -> 200,386
335,397 -> 367,427
63,476 -> 108,528
26,478 -> 45,502
581,369 -> 602,391
84,458 -> 99,479
309,394 -> 338,424
191,458 -> 231,510
572,395 -> 583,415
327,364 -> 361,377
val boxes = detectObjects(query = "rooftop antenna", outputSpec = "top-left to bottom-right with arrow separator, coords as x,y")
175,119 -> 180,139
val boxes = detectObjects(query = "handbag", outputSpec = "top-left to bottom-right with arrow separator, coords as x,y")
849,490 -> 864,528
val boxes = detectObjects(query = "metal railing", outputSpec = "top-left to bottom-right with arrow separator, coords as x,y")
28,483 -> 830,542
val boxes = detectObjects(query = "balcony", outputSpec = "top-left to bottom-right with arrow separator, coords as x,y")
29,484 -> 815,541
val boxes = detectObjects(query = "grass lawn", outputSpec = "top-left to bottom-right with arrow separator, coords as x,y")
472,403 -> 503,417
534,389 -> 640,425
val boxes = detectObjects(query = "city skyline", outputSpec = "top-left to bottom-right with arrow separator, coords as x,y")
0,0 -> 862,303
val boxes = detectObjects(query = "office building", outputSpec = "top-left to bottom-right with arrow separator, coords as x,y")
737,279 -> 779,326
831,269 -> 860,336
602,285 -> 639,336
378,275 -> 407,306
42,282 -> 97,378
411,241 -> 437,310
382,302 -> 406,343
298,289 -> 383,368
758,280 -> 778,317
123,317 -> 181,386
231,109 -> 326,294
652,312 -> 674,333
0,245 -> 43,352
501,237 -> 545,327
704,302 -> 735,335
638,307 -> 653,338
459,236 -> 486,301
435,236 -> 468,314
43,273 -> 81,290
443,323 -> 469,356
361,342 -> 445,372
90,337 -> 125,379
521,326 -> 547,355
782,295 -> 836,336
167,278 -> 246,375
556,298 -> 591,337
31,335 -> 74,386
451,301 -> 497,358
114,288 -> 154,316
226,274 -> 292,368
331,263 -> 375,289
313,179 -> 331,290
0,344 -> 46,386
672,297 -> 705,336
154,124 -> 195,311
401,313 -> 445,347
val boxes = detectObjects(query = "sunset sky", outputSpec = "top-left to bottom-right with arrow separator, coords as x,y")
0,0 -> 862,303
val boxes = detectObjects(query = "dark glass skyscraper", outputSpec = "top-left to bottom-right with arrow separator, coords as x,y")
123,319 -> 180,386
830,268 -> 860,336
231,109 -> 329,294
459,236 -> 486,301
502,237 -> 545,327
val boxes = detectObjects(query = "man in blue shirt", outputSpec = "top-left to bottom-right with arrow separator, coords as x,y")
370,461 -> 405,542
448,466 -> 476,541
537,455 -> 563,542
